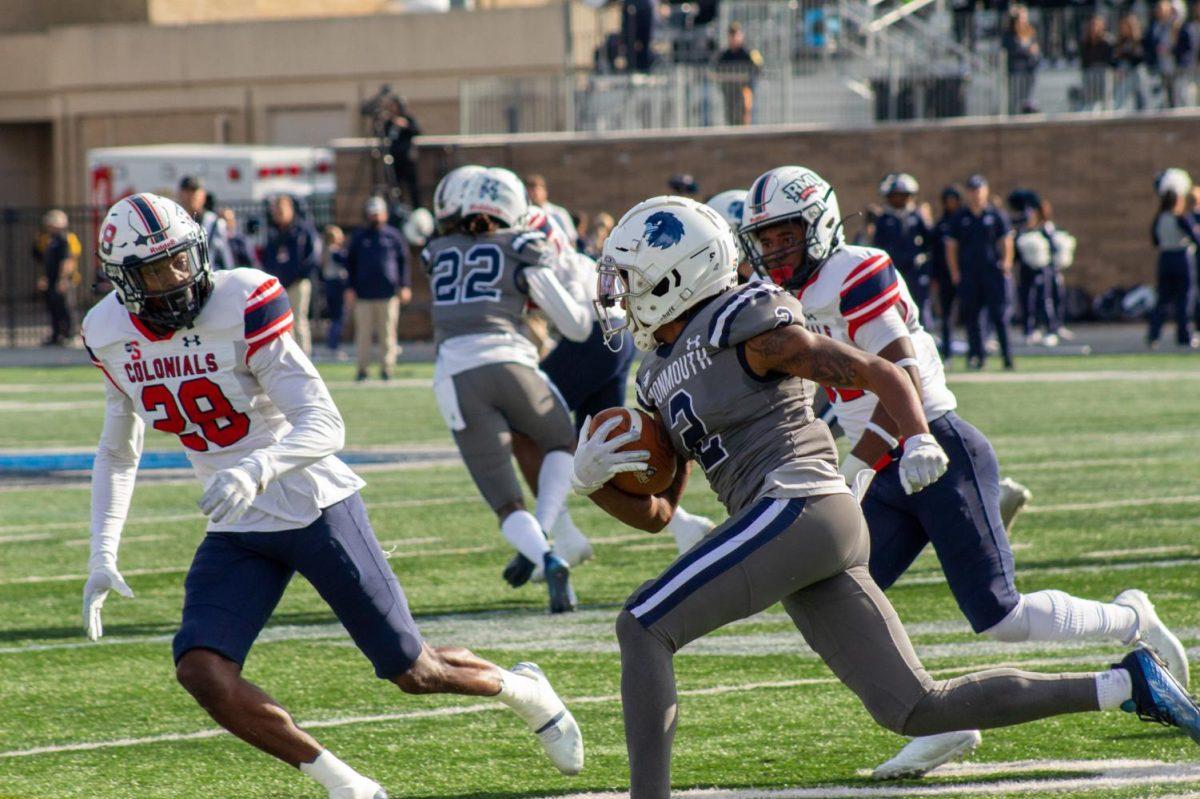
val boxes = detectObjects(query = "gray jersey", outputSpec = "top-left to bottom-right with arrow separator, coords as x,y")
422,229 -> 553,346
635,282 -> 847,516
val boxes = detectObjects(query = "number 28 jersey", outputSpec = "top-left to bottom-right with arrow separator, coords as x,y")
81,268 -> 363,532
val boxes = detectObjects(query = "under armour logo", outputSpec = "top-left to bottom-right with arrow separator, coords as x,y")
686,335 -> 702,350
182,335 -> 201,347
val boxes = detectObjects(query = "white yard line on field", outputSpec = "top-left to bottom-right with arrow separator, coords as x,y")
948,369 -> 1200,383
1025,495 -> 1200,513
0,400 -> 102,411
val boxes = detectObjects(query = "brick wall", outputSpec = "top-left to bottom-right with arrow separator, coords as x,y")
336,111 -> 1200,338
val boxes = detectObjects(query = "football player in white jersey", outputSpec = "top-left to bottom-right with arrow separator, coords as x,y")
742,166 -> 1191,779
704,189 -> 753,282
81,193 -> 583,798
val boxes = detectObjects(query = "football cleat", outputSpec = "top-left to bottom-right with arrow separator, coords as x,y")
544,553 -> 576,614
330,780 -> 387,799
998,478 -> 1031,533
554,521 -> 595,568
503,553 -> 536,588
871,730 -> 982,780
1115,589 -> 1190,687
1118,646 -> 1200,744
510,662 -> 585,775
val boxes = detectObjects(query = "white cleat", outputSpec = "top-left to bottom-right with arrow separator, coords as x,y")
1115,589 -> 1190,688
872,730 -> 982,780
998,477 -> 1032,533
330,780 -> 387,799
510,662 -> 585,775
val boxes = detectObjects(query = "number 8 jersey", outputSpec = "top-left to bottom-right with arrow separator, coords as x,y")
82,268 -> 364,532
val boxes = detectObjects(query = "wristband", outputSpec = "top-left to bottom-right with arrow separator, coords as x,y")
864,422 -> 900,450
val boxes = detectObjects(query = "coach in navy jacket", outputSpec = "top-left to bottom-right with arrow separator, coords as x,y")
347,197 -> 411,381
262,195 -> 321,354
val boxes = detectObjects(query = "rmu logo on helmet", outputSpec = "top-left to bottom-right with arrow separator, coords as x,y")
644,211 -> 685,250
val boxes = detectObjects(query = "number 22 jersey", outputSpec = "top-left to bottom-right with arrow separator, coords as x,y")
81,268 -> 363,532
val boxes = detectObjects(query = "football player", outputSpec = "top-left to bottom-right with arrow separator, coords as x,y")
704,189 -> 752,282
577,195 -> 1199,799
81,193 -> 584,799
425,168 -> 593,612
742,166 -> 1191,778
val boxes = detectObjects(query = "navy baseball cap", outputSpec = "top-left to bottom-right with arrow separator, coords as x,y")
941,185 -> 962,200
179,175 -> 205,191
966,174 -> 988,189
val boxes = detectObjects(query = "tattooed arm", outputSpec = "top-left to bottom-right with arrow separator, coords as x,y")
742,325 -> 930,441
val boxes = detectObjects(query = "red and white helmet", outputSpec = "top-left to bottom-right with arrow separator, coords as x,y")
740,166 -> 843,289
97,193 -> 211,330
597,196 -> 737,352
460,167 -> 528,229
433,164 -> 487,231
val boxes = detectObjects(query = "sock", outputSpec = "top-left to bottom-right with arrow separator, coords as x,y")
551,511 -> 590,550
1095,668 -> 1134,710
496,669 -> 555,728
300,750 -> 369,792
501,510 -> 550,564
986,590 -> 1139,643
535,450 -> 574,533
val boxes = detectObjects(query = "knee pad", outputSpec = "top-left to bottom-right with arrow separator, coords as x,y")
983,595 -> 1031,642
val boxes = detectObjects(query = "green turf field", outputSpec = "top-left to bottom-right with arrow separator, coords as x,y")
1,354 -> 1198,799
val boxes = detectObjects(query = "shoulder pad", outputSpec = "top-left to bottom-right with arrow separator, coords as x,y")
80,293 -> 132,352
838,251 -> 900,336
238,271 -> 293,357
706,283 -> 802,349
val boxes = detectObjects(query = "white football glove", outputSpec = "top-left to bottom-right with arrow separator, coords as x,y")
198,466 -> 259,525
83,560 -> 134,641
839,454 -> 877,503
898,433 -> 949,495
571,414 -> 650,496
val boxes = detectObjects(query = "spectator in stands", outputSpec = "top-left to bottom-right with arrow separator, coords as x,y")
178,176 -> 232,271
1002,4 -> 1041,114
1149,186 -> 1200,348
261,195 -> 321,355
1146,0 -> 1183,107
1114,12 -> 1150,110
383,95 -> 423,207
218,208 -> 258,269
1173,1 -> 1200,105
715,22 -> 764,126
668,173 -> 701,198
347,196 -> 411,382
32,209 -> 80,347
321,225 -> 350,359
622,0 -> 659,73
525,174 -> 578,241
947,174 -> 1015,370
582,211 -> 615,259
1080,15 -> 1116,110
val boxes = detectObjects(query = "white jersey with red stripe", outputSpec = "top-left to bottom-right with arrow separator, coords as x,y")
81,268 -> 363,532
797,244 -> 956,446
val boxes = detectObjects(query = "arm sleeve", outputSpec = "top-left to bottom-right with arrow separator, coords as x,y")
90,379 -> 144,568
525,267 -> 593,343
850,305 -> 912,354
240,334 -> 347,488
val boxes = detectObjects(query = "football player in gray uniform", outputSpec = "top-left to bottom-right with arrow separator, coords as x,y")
575,195 -> 1200,799
425,167 -> 593,613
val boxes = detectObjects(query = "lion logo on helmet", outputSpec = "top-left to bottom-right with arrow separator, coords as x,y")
644,211 -> 685,250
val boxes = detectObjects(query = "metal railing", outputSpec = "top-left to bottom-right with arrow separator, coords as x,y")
0,197 -> 335,348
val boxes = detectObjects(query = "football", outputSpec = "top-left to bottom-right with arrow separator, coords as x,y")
587,407 -> 677,495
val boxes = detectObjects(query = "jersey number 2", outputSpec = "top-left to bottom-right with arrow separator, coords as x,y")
431,245 -> 503,305
141,378 -> 251,452
667,390 -> 728,471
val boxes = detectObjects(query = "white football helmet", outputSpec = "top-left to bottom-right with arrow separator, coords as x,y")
740,165 -> 843,289
597,196 -> 737,352
433,164 -> 487,231
97,193 -> 211,330
879,172 -> 920,196
705,189 -> 749,264
460,167 -> 528,229
1155,168 -> 1193,199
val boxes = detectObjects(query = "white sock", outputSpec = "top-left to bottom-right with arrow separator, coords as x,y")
1095,668 -> 1134,710
986,590 -> 1139,643
501,509 -> 550,563
496,669 -> 555,728
300,750 -> 369,792
535,450 -> 574,532
551,511 -> 589,548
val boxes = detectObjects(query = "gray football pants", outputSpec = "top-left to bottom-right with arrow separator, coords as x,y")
616,492 -> 1099,799
450,362 -> 576,512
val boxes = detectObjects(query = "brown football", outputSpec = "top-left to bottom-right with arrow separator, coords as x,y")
587,407 -> 677,495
